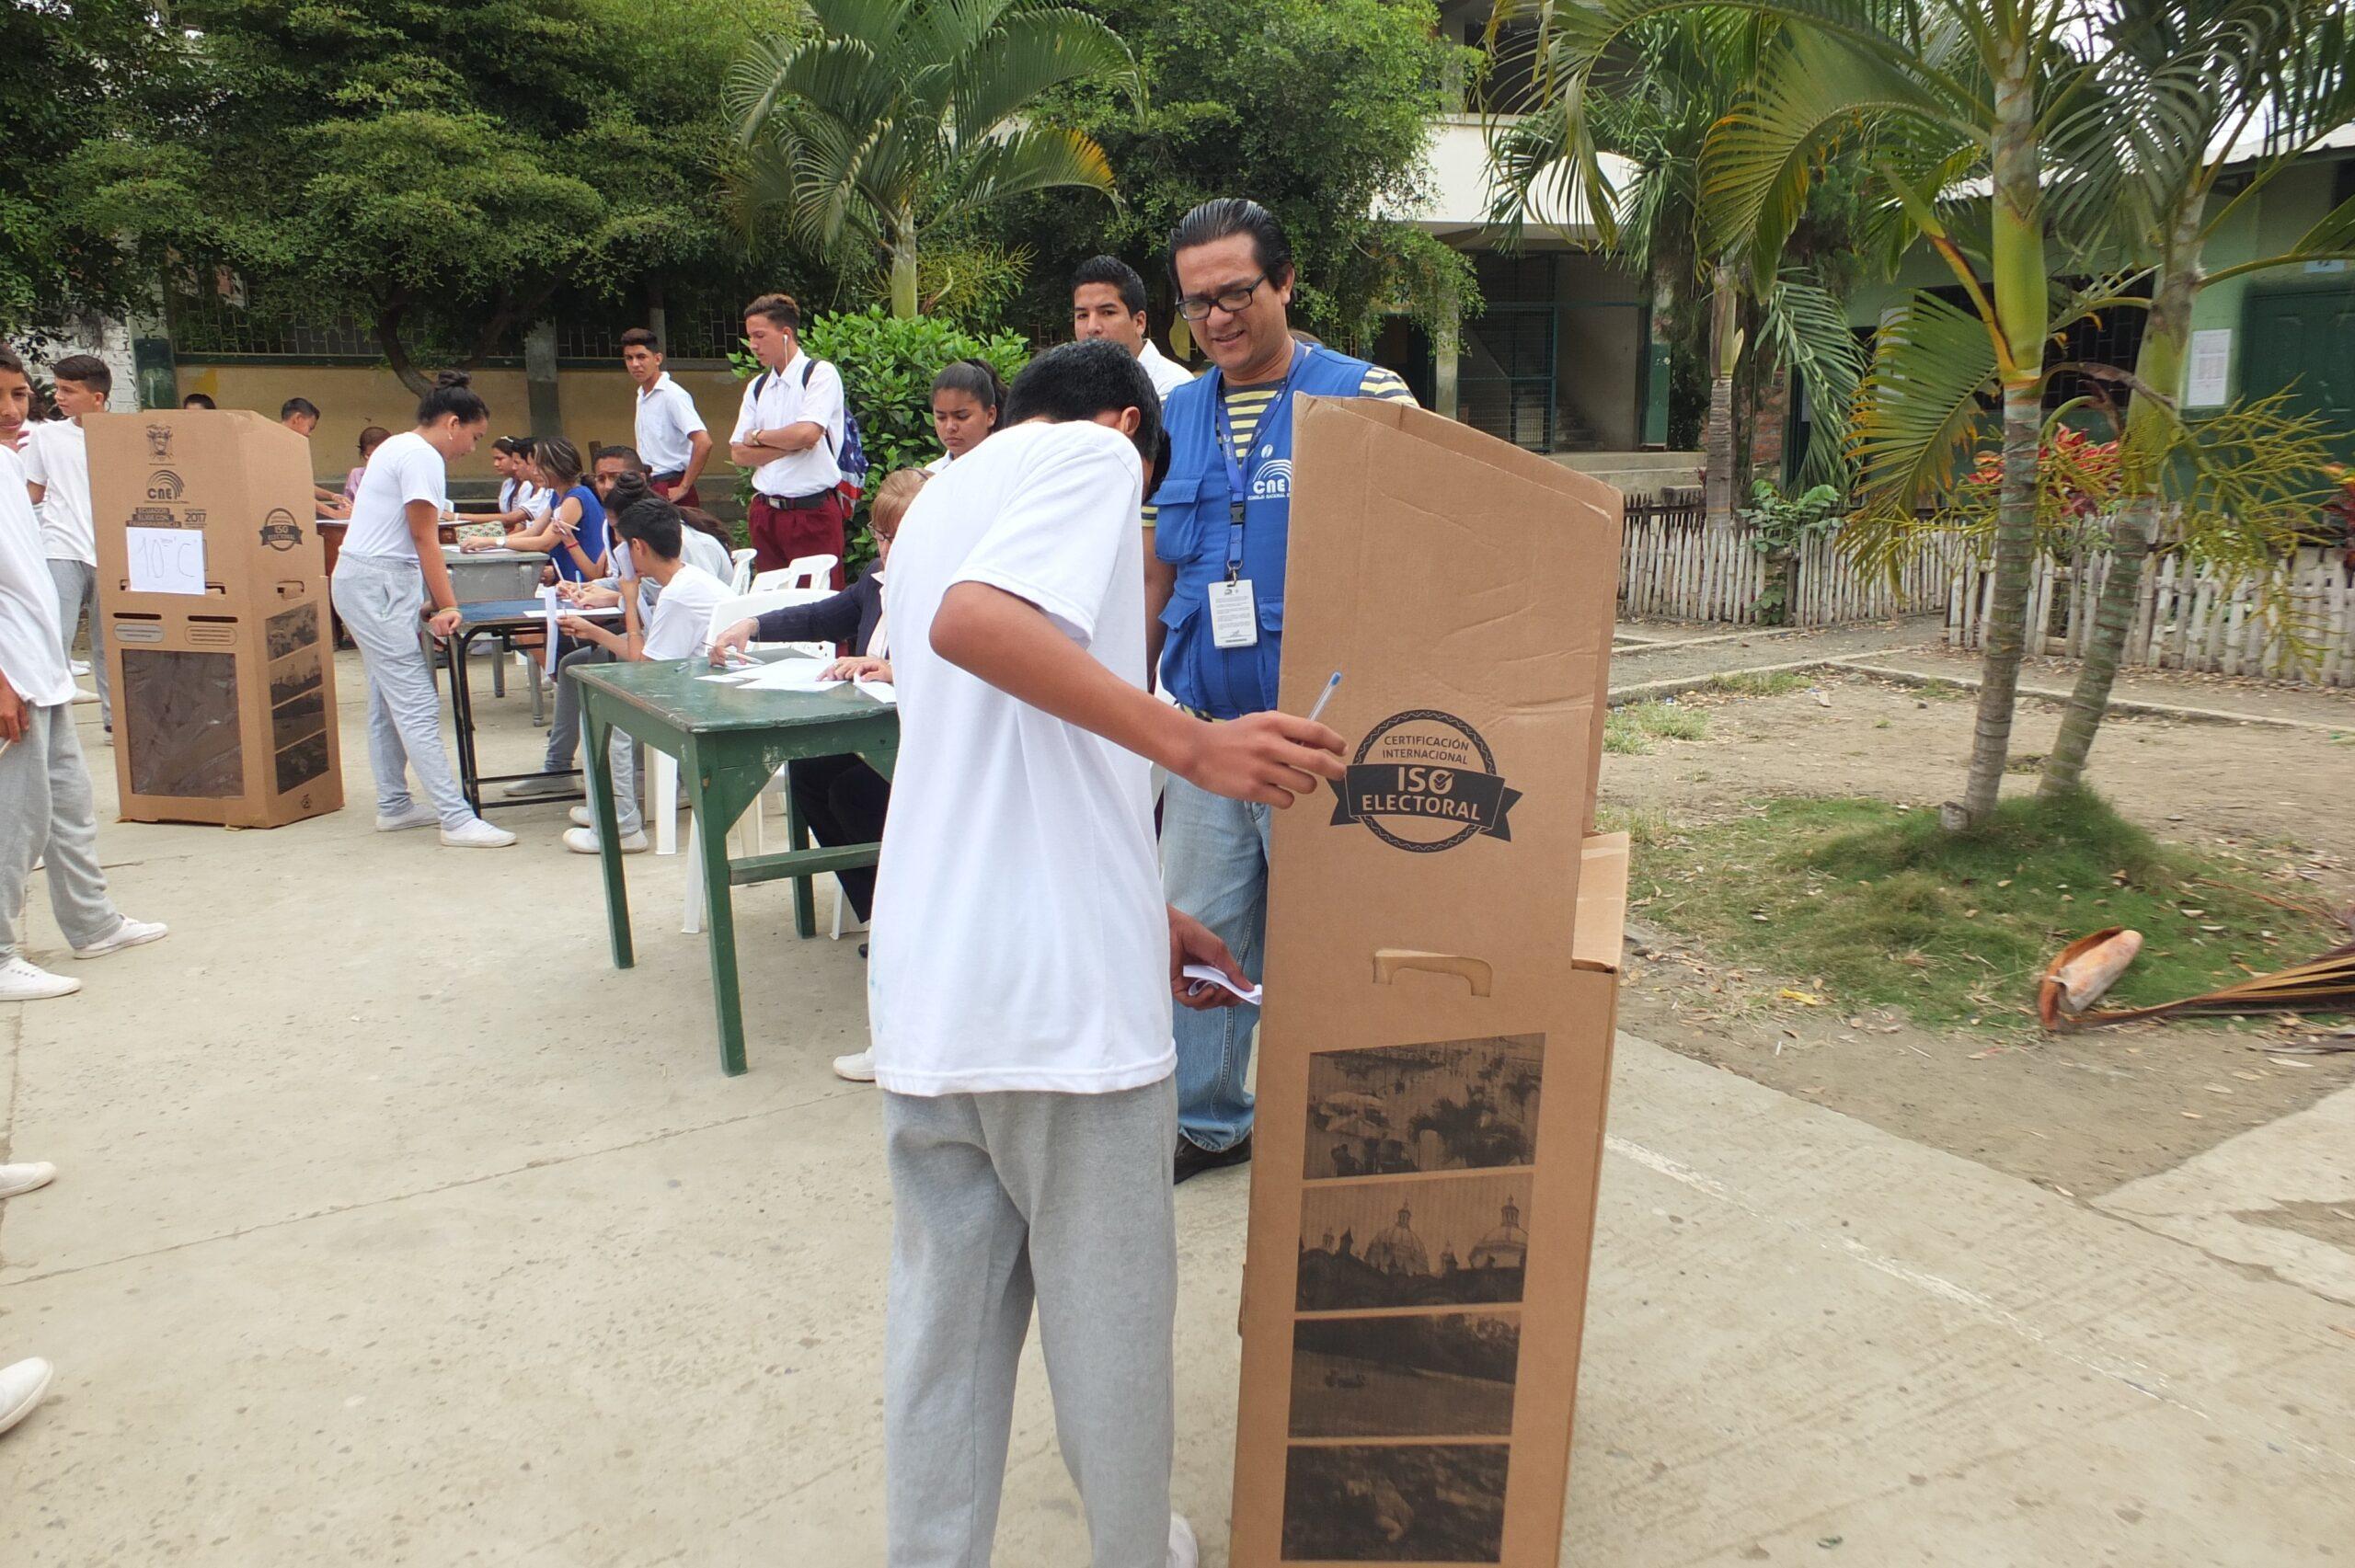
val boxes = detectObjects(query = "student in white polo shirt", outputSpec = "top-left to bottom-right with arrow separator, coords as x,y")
729,292 -> 847,586
21,355 -> 109,727
621,327 -> 712,506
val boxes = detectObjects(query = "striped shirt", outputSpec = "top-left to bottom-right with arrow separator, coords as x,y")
1146,363 -> 1416,527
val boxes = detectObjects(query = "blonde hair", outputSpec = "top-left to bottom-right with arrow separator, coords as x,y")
869,468 -> 930,541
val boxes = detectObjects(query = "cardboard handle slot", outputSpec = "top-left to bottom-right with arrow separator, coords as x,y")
1372,949 -> 1493,997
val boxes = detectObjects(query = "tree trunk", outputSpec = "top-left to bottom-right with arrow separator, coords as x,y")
1955,48 -> 2050,828
1703,262 -> 1740,529
889,211 -> 919,319
375,293 -> 431,397
2040,202 -> 2204,796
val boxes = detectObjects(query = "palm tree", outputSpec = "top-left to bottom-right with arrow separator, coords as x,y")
2035,0 -> 2355,794
726,0 -> 1142,318
1488,8 -> 1866,524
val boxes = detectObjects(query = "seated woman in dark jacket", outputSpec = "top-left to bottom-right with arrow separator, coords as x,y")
706,469 -> 927,936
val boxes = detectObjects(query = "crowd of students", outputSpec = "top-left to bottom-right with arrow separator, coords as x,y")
2,198 -> 1417,1565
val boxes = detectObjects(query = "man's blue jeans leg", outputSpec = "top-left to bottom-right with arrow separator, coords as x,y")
1161,773 -> 1273,1153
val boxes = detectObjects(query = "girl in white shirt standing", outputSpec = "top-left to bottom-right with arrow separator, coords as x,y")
328,372 -> 515,848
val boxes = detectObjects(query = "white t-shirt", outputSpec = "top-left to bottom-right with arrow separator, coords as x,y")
21,418 -> 95,565
635,372 -> 707,475
680,525 -> 733,583
0,446 -> 74,706
500,476 -> 546,521
867,418 -> 1167,1095
341,431 -> 446,561
730,349 -> 844,498
1137,338 -> 1195,402
639,563 -> 730,660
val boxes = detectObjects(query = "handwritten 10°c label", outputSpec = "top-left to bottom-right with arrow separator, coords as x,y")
1329,709 -> 1522,853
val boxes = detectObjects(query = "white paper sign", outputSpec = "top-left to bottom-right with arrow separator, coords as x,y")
2187,328 -> 2232,407
125,527 -> 207,595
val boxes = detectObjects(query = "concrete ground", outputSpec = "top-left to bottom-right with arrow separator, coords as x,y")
4,648 -> 2352,1565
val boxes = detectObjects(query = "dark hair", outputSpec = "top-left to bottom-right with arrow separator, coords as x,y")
1146,427 -> 1172,498
1168,198 -> 1294,285
1001,340 -> 1162,465
619,326 -> 661,353
180,392 -> 216,409
743,292 -> 800,332
1071,255 -> 1148,317
0,345 -> 24,377
613,493 -> 684,562
534,434 -> 583,488
604,469 -> 653,515
52,354 -> 111,396
676,505 -> 736,550
493,434 -> 532,457
593,444 -> 646,475
280,396 -> 320,421
356,424 -> 391,455
416,369 -> 489,427
931,356 -> 1006,414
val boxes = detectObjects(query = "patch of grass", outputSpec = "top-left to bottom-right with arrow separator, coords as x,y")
1915,678 -> 1969,701
1631,790 -> 2337,1032
1604,699 -> 1711,755
1706,670 -> 1813,698
1595,804 -> 1674,847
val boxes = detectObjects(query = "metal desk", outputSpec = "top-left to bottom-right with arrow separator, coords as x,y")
573,658 -> 899,1075
440,597 -> 619,814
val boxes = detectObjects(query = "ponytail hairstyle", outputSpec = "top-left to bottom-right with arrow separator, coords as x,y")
416,369 -> 489,428
931,356 -> 1007,418
603,468 -> 654,518
534,435 -> 584,490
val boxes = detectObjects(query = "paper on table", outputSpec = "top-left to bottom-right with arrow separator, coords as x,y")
1180,965 -> 1261,1006
125,526 -> 207,595
854,680 -> 896,704
728,658 -> 845,692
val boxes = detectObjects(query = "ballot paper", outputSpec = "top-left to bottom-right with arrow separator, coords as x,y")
539,587 -> 561,677
854,680 -> 896,704
696,658 -> 844,692
1180,965 -> 1261,1006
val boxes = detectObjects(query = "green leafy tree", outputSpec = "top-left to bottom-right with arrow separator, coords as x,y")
727,0 -> 1141,321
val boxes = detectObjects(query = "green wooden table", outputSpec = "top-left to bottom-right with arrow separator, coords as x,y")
573,658 -> 899,1075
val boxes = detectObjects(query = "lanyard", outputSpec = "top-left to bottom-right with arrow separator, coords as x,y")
1212,344 -> 1307,580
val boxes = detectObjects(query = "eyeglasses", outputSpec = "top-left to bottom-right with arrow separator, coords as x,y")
1176,273 -> 1269,322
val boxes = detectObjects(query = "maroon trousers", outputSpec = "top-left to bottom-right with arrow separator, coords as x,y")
748,490 -> 848,587
649,476 -> 702,508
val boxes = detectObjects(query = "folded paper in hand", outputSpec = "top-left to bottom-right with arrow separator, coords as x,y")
1180,965 -> 1261,1006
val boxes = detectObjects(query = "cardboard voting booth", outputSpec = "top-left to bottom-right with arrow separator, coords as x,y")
86,410 -> 343,827
1231,396 -> 1626,1566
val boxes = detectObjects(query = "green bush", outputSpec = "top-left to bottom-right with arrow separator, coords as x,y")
770,309 -> 1028,567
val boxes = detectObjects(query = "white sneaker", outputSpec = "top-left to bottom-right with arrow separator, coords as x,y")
1167,1513 -> 1198,1568
441,817 -> 518,849
374,803 -> 439,832
0,956 -> 80,1001
72,917 -> 168,959
569,803 -> 596,829
0,1357 -> 55,1437
562,826 -> 646,855
70,687 -> 98,705
831,1049 -> 878,1082
69,658 -> 89,676
500,773 -> 579,799
0,1162 -> 57,1200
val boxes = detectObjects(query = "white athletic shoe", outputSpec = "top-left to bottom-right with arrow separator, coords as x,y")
68,658 -> 89,677
70,687 -> 98,705
72,918 -> 168,959
500,773 -> 579,799
562,826 -> 646,855
1167,1513 -> 1199,1568
831,1049 -> 877,1083
569,804 -> 595,829
0,956 -> 80,1001
374,804 -> 439,832
0,1357 -> 55,1437
441,818 -> 518,849
0,1162 -> 57,1200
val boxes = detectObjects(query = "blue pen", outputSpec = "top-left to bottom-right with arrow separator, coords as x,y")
1305,670 -> 1342,725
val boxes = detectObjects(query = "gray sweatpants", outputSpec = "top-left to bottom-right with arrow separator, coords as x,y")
330,554 -> 471,830
883,1077 -> 1178,1568
541,644 -> 613,773
47,557 -> 109,727
1,700 -> 122,959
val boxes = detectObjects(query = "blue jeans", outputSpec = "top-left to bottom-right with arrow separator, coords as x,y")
1161,773 -> 1272,1152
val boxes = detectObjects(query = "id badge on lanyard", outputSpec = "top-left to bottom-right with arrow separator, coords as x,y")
1210,346 -> 1304,652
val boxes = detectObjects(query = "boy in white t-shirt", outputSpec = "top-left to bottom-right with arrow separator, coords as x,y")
868,340 -> 1344,1567
21,355 -> 109,726
556,490 -> 729,855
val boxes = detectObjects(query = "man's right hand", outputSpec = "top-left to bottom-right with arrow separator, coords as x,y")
1177,712 -> 1345,807
0,678 -> 28,742
707,619 -> 759,666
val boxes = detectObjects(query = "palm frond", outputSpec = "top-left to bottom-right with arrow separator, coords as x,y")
948,7 -> 1141,148
1756,272 -> 1867,488
1850,289 -> 1998,525
929,123 -> 1115,231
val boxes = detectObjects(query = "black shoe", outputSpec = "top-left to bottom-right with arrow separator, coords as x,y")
857,943 -> 869,959
1174,1133 -> 1252,1185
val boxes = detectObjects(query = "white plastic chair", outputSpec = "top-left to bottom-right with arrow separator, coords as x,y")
749,554 -> 838,593
728,547 -> 756,594
649,588 -> 833,859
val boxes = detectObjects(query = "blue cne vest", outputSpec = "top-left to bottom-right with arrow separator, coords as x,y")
1152,344 -> 1375,718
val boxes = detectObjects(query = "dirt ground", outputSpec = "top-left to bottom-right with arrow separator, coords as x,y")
1602,668 -> 2355,1199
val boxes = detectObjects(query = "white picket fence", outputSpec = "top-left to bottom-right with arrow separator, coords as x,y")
1946,546 -> 2355,687
1617,497 -> 1962,627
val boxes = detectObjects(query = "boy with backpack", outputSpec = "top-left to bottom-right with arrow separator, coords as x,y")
729,292 -> 863,587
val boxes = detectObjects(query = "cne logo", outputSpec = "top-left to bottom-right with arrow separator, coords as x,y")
146,469 -> 185,501
1250,457 -> 1294,500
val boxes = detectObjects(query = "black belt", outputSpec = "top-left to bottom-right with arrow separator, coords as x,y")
760,490 -> 835,511
650,469 -> 688,485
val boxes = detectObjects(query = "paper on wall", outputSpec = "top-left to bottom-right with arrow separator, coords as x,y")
2187,328 -> 2232,406
125,527 -> 207,595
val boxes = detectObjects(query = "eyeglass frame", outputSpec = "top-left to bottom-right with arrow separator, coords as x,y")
1176,272 -> 1273,323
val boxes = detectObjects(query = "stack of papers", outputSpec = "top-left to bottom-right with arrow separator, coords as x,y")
697,658 -> 844,692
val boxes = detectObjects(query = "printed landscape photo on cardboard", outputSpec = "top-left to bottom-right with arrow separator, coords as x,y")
1296,1173 -> 1531,1313
1288,1312 -> 1521,1439
1281,1442 -> 1509,1562
1305,1036 -> 1543,1181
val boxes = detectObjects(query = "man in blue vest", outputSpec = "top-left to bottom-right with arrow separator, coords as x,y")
1148,199 -> 1418,1183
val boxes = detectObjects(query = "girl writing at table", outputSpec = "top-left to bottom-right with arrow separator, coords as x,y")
490,437 -> 605,582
